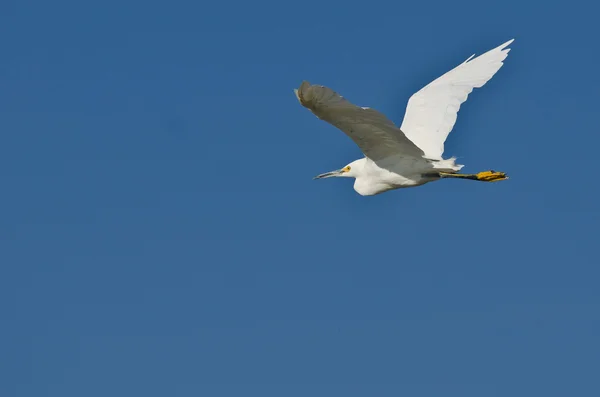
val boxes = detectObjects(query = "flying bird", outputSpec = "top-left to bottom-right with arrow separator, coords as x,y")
295,39 -> 514,196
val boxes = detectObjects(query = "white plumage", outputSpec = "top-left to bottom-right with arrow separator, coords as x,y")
295,39 -> 514,196
400,39 -> 513,159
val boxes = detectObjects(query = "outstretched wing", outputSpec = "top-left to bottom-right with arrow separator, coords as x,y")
400,39 -> 514,159
295,81 -> 424,161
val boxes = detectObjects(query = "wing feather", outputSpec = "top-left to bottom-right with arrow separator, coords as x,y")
399,39 -> 514,159
295,81 -> 424,161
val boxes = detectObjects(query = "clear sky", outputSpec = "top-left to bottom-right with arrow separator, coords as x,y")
2,1 -> 599,396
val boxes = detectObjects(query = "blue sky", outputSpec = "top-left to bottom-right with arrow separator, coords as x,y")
2,1 -> 599,396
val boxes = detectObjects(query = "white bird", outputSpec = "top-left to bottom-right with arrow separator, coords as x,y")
295,39 -> 514,196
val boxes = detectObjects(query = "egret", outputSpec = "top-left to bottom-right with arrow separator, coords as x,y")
295,39 -> 514,196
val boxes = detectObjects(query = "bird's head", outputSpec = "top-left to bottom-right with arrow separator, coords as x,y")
313,159 -> 362,180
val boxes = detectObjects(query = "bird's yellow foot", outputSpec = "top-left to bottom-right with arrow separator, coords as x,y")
475,170 -> 508,182
439,170 -> 509,182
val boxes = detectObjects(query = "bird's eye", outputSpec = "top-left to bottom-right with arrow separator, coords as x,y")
345,166 -> 351,172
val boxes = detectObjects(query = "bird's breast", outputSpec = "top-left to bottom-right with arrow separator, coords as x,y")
353,170 -> 424,196
353,179 -> 392,196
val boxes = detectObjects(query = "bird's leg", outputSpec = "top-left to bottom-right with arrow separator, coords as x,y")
439,170 -> 508,182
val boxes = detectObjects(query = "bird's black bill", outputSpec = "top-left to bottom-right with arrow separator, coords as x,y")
313,170 -> 342,179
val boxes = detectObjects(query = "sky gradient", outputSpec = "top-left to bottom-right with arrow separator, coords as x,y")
2,1 -> 599,396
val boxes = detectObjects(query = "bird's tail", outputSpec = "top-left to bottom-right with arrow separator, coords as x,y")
439,170 -> 508,182
431,157 -> 464,172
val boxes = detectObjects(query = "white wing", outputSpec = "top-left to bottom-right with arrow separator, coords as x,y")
295,81 -> 424,161
400,39 -> 514,159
